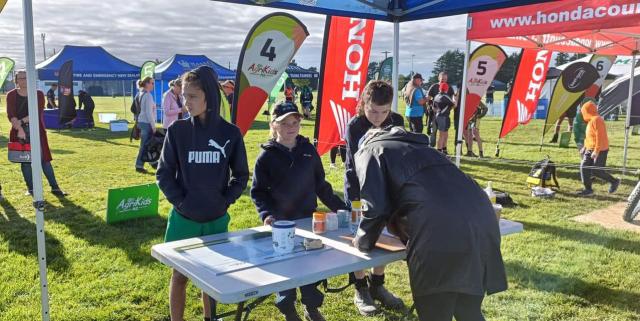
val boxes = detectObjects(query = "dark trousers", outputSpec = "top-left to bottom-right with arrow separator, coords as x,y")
425,109 -> 437,147
21,161 -> 60,192
581,149 -> 616,190
275,281 -> 324,314
330,145 -> 346,164
414,292 -> 485,321
407,116 -> 424,133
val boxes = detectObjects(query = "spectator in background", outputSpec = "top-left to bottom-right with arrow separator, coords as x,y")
466,103 -> 487,158
46,83 -> 57,109
7,70 -> 66,196
550,107 -> 576,143
78,90 -> 95,128
162,79 -> 186,129
403,73 -> 427,133
427,72 -> 455,147
577,101 -> 620,196
433,82 -> 455,154
299,84 -> 314,119
485,85 -> 495,108
344,80 -> 405,316
251,101 -> 346,321
285,85 -> 295,102
221,80 -> 235,106
134,76 -> 157,172
329,145 -> 346,169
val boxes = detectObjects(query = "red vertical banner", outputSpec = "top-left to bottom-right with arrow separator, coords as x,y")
464,44 -> 507,129
499,49 -> 552,138
314,16 -> 375,156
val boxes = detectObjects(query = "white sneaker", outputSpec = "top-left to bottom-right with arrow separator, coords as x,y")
329,163 -> 337,169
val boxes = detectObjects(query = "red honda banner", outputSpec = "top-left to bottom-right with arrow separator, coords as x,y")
314,16 -> 375,156
499,49 -> 552,138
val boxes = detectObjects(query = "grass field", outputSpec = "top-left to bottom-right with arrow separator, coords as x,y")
1,92 -> 639,321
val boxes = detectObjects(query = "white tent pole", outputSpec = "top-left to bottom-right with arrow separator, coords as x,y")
455,39 -> 472,168
122,80 -> 126,119
392,19 -> 399,112
22,0 -> 50,320
622,53 -> 636,175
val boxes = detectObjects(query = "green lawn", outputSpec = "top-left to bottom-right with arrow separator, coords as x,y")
0,93 -> 639,321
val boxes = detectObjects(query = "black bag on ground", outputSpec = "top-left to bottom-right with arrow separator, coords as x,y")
526,157 -> 560,189
141,130 -> 165,163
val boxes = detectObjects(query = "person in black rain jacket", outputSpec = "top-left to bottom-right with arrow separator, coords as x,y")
353,126 -> 507,321
156,66 -> 249,321
251,101 -> 345,321
343,80 -> 405,316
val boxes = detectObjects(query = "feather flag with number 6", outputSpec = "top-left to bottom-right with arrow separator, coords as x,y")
232,13 -> 308,135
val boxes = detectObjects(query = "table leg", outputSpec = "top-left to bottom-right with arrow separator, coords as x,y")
234,301 -> 245,321
209,296 -> 217,320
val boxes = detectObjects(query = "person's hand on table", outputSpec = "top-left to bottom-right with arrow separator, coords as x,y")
263,215 -> 275,226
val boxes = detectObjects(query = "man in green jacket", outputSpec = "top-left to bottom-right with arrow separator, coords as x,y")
573,105 -> 587,151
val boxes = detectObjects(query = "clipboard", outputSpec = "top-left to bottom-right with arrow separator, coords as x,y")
340,234 -> 406,252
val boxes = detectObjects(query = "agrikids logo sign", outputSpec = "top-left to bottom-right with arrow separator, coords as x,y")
106,184 -> 159,224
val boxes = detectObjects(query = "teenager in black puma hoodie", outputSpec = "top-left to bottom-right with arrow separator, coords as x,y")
156,66 -> 249,321
251,101 -> 346,321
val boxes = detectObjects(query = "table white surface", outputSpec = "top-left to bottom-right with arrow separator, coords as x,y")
151,218 -> 523,304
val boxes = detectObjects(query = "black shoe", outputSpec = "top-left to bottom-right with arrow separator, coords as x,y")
303,306 -> 326,321
549,133 -> 558,143
135,167 -> 147,173
609,178 -> 621,194
369,274 -> 405,311
479,151 -> 485,158
354,279 -> 377,316
51,188 -> 68,197
466,151 -> 478,158
576,189 -> 594,197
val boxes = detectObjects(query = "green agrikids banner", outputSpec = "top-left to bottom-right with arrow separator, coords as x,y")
106,184 -> 159,224
377,57 -> 393,81
0,57 -> 15,88
140,61 -> 156,80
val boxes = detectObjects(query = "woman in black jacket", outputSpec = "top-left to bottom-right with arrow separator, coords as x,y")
353,126 -> 507,321
251,101 -> 346,321
343,80 -> 405,316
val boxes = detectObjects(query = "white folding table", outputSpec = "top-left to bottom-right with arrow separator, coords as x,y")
151,218 -> 523,320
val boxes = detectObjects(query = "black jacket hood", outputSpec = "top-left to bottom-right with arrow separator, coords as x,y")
190,66 -> 221,127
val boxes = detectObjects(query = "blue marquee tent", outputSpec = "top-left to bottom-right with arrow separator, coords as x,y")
36,45 -> 139,80
153,54 -> 236,106
286,64 -> 318,79
154,54 -> 235,80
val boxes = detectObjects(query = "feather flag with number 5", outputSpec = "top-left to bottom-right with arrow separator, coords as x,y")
464,44 -> 507,129
232,13 -> 308,135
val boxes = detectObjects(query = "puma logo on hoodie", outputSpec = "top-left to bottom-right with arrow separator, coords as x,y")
187,139 -> 230,164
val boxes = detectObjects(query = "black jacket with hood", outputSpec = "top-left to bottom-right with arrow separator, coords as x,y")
344,112 -> 404,203
156,66 -> 249,223
251,135 -> 346,222
353,127 -> 507,297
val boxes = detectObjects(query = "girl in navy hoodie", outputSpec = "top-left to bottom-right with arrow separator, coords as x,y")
251,101 -> 346,321
157,66 -> 249,321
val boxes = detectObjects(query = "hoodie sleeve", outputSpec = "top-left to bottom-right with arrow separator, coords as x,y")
344,122 -> 361,203
313,150 -> 347,212
593,117 -> 609,153
156,126 -> 185,207
250,152 -> 277,221
224,129 -> 250,207
353,149 -> 391,253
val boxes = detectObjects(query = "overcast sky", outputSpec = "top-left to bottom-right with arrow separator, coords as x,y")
0,0 -> 468,76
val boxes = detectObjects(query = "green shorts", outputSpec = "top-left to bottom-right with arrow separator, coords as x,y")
164,208 -> 230,243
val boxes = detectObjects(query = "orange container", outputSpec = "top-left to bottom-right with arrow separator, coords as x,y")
312,212 -> 326,234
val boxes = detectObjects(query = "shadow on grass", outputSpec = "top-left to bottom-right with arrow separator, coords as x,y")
523,221 -> 640,256
0,199 -> 70,272
50,149 -> 76,155
44,197 -> 167,266
506,260 -> 640,314
53,127 -> 135,148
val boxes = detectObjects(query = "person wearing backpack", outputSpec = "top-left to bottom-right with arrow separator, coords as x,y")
299,85 -> 314,119
577,101 -> 620,196
134,76 -> 157,173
